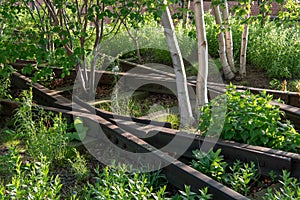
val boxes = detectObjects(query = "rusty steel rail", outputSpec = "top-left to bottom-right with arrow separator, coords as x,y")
8,69 -> 300,198
10,70 -> 300,179
46,62 -> 300,129
10,72 -> 172,128
0,99 -> 248,200
73,97 -> 300,179
206,83 -> 300,130
205,82 -> 300,108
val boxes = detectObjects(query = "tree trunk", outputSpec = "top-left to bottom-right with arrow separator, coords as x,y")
239,21 -> 249,78
161,6 -> 195,128
213,5 -> 235,80
194,0 -> 208,108
0,24 -> 5,36
89,53 -> 97,100
124,24 -> 142,63
221,0 -> 236,73
182,0 -> 190,28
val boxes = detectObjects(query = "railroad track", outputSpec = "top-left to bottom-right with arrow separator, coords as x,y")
12,60 -> 300,129
9,65 -> 300,199
11,70 -> 300,176
1,101 -> 247,200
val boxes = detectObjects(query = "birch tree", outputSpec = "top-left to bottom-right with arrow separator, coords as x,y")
212,3 -> 235,80
239,14 -> 250,78
236,0 -> 252,78
20,0 -> 132,99
161,5 -> 195,127
194,0 -> 208,108
182,0 -> 190,28
221,0 -> 236,73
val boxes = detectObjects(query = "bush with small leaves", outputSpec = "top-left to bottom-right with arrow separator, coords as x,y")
263,170 -> 300,200
191,149 -> 227,182
191,148 -> 259,196
198,85 -> 300,152
223,160 -> 258,196
0,152 -> 62,200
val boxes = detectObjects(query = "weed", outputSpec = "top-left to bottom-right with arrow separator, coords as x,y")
191,148 -> 259,196
0,65 -> 13,99
0,153 -> 62,199
26,112 -> 70,163
81,165 -> 167,199
191,149 -> 227,182
11,89 -> 71,163
167,113 -> 180,129
68,148 -> 89,182
269,170 -> 278,183
263,170 -> 300,200
173,185 -> 213,200
223,160 -> 258,196
13,89 -> 35,138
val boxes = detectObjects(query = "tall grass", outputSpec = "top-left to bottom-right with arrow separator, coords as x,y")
202,13 -> 300,79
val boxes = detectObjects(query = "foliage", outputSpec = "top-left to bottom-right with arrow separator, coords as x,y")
173,185 -> 213,200
111,20 -> 196,67
191,149 -> 227,182
269,78 -> 300,92
223,160 -> 258,196
277,0 -> 300,27
263,170 -> 300,200
12,89 -> 70,162
80,165 -> 168,199
201,11 -> 300,79
0,65 -> 13,99
198,85 -> 300,152
68,148 -> 89,182
0,151 -> 62,200
0,2 -> 49,63
68,117 -> 88,141
191,148 -> 259,196
247,20 -> 300,79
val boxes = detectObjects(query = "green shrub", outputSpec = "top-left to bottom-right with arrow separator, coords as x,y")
81,165 -> 168,199
263,170 -> 300,200
12,89 -> 71,162
191,148 -> 258,196
202,12 -> 300,79
248,21 -> 300,79
223,160 -> 258,196
191,149 -> 227,182
0,152 -> 62,200
198,85 -> 300,152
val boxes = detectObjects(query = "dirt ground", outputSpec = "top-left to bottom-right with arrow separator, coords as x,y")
225,65 -> 272,89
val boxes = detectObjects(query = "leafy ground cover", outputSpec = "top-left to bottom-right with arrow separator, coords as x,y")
198,85 -> 300,153
190,148 -> 300,199
0,89 -> 211,200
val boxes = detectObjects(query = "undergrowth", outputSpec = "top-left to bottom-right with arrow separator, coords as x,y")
198,85 -> 300,153
191,148 -> 300,198
191,148 -> 258,196
0,88 -> 212,199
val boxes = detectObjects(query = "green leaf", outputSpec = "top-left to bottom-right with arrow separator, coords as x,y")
71,117 -> 88,141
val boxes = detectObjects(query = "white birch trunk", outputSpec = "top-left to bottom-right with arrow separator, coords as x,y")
221,0 -> 236,73
89,53 -> 97,99
0,24 -> 5,36
182,0 -> 190,28
239,22 -> 249,78
161,7 -> 195,127
213,5 -> 235,80
194,0 -> 208,108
